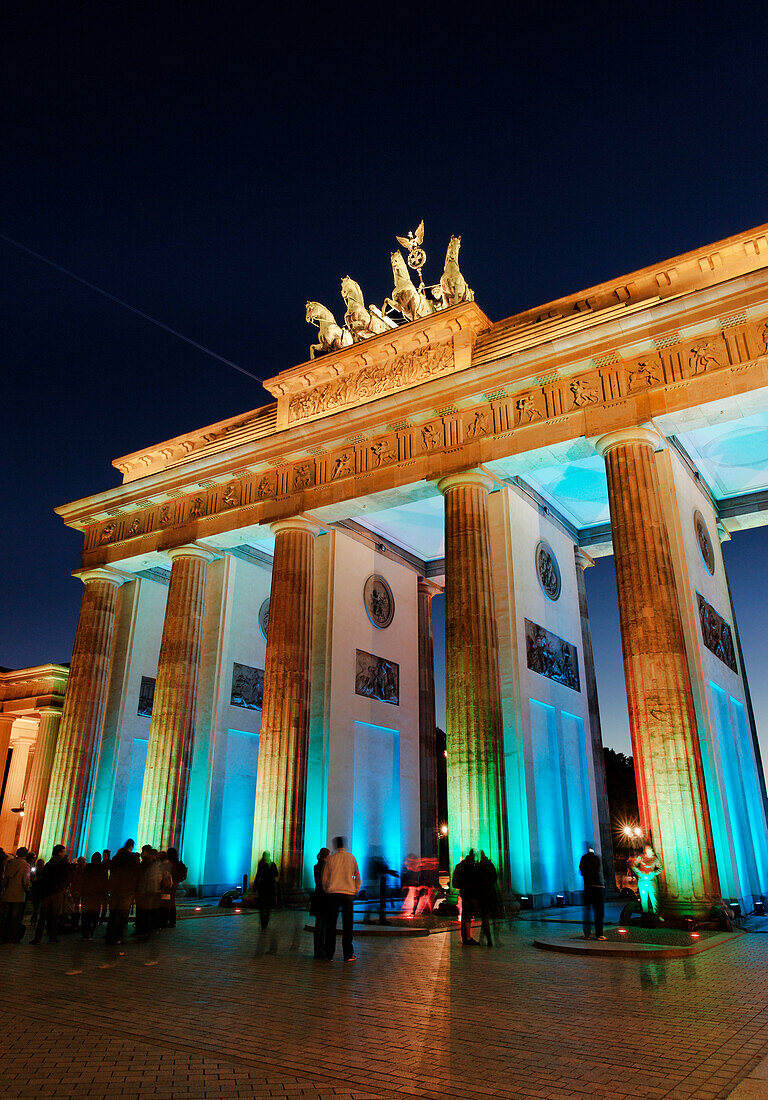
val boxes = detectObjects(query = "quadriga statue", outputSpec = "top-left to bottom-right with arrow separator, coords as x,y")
381,251 -> 434,322
340,277 -> 390,342
305,301 -> 353,360
440,235 -> 474,306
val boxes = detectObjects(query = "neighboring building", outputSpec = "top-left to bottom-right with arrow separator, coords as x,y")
0,664 -> 68,854
27,223 -> 768,913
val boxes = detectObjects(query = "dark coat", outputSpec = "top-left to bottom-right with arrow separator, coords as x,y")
255,860 -> 278,906
81,863 -> 109,908
40,855 -> 69,898
109,848 -> 140,904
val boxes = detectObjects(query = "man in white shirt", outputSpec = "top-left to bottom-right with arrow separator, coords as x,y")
322,836 -> 360,962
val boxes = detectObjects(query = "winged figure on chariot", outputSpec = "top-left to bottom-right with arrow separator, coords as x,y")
305,220 -> 475,358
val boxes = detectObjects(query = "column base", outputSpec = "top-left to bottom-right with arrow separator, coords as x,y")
660,897 -> 717,922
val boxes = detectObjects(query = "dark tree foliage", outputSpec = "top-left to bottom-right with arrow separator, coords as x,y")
603,747 -> 639,829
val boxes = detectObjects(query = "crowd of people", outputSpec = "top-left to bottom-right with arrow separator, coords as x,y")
2,833 -> 623,955
0,839 -> 187,946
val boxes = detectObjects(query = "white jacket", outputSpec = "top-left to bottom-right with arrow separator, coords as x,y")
322,848 -> 360,895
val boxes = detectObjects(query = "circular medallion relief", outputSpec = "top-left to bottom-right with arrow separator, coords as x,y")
694,511 -> 715,575
364,574 -> 395,629
258,598 -> 270,641
535,541 -> 561,601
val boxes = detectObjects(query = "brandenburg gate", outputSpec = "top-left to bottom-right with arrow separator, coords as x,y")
22,222 -> 768,916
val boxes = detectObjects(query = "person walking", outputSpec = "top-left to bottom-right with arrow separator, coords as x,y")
579,845 -> 606,940
475,852 -> 498,947
134,846 -> 162,935
0,846 -> 31,943
29,858 -> 45,925
310,847 -> 330,959
254,851 -> 279,930
31,845 -> 69,944
452,849 -> 479,945
80,853 -> 108,939
162,847 -> 187,929
322,836 -> 360,962
106,840 -> 140,945
69,855 -> 86,931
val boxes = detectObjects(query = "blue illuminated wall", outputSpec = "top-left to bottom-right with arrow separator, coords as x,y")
529,700 -> 566,894
705,682 -> 767,902
118,737 -> 148,848
214,729 -> 259,885
352,720 -> 401,878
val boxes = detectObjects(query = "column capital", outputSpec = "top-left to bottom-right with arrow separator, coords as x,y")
270,515 -> 324,538
418,577 -> 443,598
35,705 -> 63,719
167,543 -> 217,565
594,425 -> 665,457
574,547 -> 595,572
77,567 -> 127,588
437,469 -> 496,496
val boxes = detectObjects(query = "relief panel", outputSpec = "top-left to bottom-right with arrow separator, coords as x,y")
231,662 -> 265,710
355,649 -> 399,705
696,594 -> 737,673
525,619 -> 580,692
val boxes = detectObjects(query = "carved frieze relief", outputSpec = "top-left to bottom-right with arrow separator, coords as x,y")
355,649 -> 399,705
288,342 -> 454,423
697,594 -> 737,672
525,619 -> 580,691
84,315 -> 768,555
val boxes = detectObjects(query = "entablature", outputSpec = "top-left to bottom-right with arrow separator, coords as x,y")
57,254 -> 768,573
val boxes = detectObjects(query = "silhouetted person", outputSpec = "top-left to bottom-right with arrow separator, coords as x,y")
31,844 -> 69,944
0,846 -> 30,943
452,849 -> 479,945
162,847 -> 187,928
323,836 -> 360,962
135,846 -> 162,935
579,845 -> 606,940
30,859 -> 45,924
81,852 -> 108,939
311,847 -> 330,958
475,852 -> 498,947
69,855 -> 86,930
255,851 -> 279,930
106,839 -> 140,945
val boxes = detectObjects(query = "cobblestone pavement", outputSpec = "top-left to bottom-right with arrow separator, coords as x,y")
2,911 -> 768,1099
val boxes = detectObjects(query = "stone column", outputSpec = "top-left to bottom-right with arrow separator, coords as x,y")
19,706 -> 63,854
137,545 -> 215,852
0,732 -> 33,850
596,427 -> 720,915
251,516 -> 320,893
418,578 -> 441,876
574,548 -> 615,885
39,569 -> 124,857
0,714 -> 14,793
437,471 -> 509,885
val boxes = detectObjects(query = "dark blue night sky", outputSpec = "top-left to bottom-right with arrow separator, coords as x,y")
3,5 -> 768,758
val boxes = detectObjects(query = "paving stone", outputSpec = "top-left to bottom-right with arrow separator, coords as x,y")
2,912 -> 768,1097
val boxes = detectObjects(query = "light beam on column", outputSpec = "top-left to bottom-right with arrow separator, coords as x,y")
137,544 -> 215,852
19,705 -> 63,854
438,470 -> 509,887
39,568 -> 125,857
251,516 -> 321,894
596,426 -> 720,915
